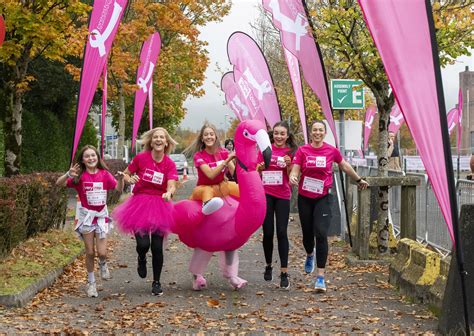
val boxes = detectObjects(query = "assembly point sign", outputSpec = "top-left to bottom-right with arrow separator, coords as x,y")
331,79 -> 365,109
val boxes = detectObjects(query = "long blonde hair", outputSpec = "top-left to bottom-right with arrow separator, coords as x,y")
184,123 -> 221,157
140,127 -> 177,155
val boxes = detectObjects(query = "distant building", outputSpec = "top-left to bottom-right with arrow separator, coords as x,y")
460,66 -> 474,154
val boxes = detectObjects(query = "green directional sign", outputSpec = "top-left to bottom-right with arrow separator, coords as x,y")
330,79 -> 365,109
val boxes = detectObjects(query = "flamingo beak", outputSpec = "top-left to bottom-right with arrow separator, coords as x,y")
256,129 -> 272,168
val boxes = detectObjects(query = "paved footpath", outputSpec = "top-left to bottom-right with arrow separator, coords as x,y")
0,176 -> 438,334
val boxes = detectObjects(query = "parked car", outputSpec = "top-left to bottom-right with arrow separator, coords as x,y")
170,153 -> 188,174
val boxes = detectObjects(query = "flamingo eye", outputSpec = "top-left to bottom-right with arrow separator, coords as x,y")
243,130 -> 250,138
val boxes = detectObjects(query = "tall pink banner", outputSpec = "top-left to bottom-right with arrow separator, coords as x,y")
447,107 -> 458,136
283,45 -> 308,143
132,32 -> 161,150
358,0 -> 454,242
72,0 -> 127,161
457,88 -> 463,152
363,105 -> 377,151
227,32 -> 281,128
221,72 -> 250,121
388,102 -> 404,134
262,0 -> 338,145
0,15 -> 5,47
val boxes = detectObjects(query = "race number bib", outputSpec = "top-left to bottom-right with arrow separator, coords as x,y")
84,182 -> 107,206
142,168 -> 164,185
262,171 -> 283,185
302,176 -> 324,194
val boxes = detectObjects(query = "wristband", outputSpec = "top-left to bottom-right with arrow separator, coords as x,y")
66,171 -> 73,178
356,178 -> 362,183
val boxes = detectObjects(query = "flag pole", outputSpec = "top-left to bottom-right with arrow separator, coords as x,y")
426,1 -> 470,333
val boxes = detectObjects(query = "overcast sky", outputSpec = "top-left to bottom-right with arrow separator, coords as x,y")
179,0 -> 474,131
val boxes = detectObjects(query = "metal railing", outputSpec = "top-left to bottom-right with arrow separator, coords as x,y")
351,166 -> 474,254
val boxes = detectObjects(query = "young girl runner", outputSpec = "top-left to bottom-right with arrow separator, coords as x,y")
112,127 -> 178,296
257,121 -> 296,289
56,145 -> 124,298
289,120 -> 368,292
184,123 -> 246,290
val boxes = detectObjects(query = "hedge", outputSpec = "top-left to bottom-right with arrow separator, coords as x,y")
0,173 -> 67,257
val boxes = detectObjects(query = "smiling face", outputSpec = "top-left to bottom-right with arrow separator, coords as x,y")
151,129 -> 168,153
202,127 -> 217,149
272,126 -> 288,148
82,148 -> 99,170
311,122 -> 326,145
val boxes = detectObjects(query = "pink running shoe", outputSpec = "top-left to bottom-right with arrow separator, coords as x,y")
229,276 -> 248,290
192,275 -> 207,291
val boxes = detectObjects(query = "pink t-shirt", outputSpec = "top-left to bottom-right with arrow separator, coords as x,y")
67,169 -> 117,215
292,143 -> 343,199
194,148 -> 229,186
128,151 -> 178,196
259,144 -> 293,200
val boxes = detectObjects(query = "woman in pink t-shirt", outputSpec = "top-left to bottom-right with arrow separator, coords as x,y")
256,121 -> 296,289
187,123 -> 239,215
56,145 -> 124,298
289,120 -> 369,293
184,123 -> 247,291
112,127 -> 178,296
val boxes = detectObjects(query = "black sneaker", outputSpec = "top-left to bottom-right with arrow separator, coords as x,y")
152,281 -> 163,296
137,256 -> 147,278
280,272 -> 290,289
264,265 -> 273,281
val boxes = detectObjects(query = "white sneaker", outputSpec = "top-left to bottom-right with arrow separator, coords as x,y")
87,282 -> 98,298
202,197 -> 224,215
99,262 -> 111,280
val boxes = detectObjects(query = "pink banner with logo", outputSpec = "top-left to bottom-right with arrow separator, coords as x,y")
283,44 -> 308,143
221,72 -> 250,121
457,88 -> 463,152
72,0 -> 127,161
262,0 -> 338,145
132,32 -> 161,150
388,102 -> 404,134
447,107 -> 458,136
227,32 -> 281,128
101,66 -> 107,156
0,15 -> 5,47
363,105 -> 377,151
359,0 -> 454,242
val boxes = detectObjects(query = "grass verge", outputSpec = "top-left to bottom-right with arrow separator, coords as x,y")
0,228 -> 83,296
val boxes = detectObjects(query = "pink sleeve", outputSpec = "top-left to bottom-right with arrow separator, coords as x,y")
66,178 -> 77,189
194,152 -> 206,168
292,147 -> 303,166
167,157 -> 179,181
128,155 -> 139,174
334,147 -> 343,164
104,171 -> 117,190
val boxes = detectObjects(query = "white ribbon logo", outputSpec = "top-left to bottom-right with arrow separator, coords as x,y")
89,1 -> 123,57
230,95 -> 249,117
365,115 -> 374,129
137,62 -> 155,93
268,0 -> 308,51
243,68 -> 272,100
390,113 -> 404,126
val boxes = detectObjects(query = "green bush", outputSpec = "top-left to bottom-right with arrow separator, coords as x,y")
0,173 -> 67,257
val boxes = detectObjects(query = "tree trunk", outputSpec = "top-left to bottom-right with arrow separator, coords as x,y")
376,106 -> 390,255
117,81 -> 126,161
4,88 -> 23,177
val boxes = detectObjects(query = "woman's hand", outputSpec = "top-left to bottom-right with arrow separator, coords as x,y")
68,163 -> 80,178
227,151 -> 236,162
115,171 -> 125,180
127,174 -> 140,184
256,162 -> 265,172
357,178 -> 369,190
289,174 -> 299,186
162,191 -> 173,202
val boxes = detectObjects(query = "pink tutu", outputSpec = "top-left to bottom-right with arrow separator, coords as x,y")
112,193 -> 174,235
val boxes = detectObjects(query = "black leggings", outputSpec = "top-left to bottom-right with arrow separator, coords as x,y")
262,194 -> 290,268
297,194 -> 333,269
135,233 -> 164,282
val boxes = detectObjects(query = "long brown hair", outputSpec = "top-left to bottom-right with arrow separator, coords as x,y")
184,123 -> 221,157
72,145 -> 109,184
